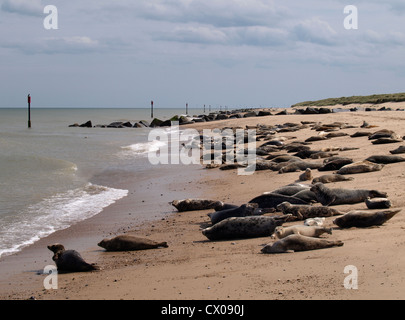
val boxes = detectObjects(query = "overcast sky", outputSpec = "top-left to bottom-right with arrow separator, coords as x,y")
0,0 -> 404,108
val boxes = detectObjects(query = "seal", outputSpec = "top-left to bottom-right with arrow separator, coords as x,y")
261,234 -> 344,253
273,225 -> 332,239
98,235 -> 168,251
318,158 -> 353,171
208,203 -> 258,225
278,161 -> 323,173
372,138 -> 403,144
276,201 -> 343,220
202,215 -> 292,241
249,193 -> 308,209
291,189 -> 318,202
310,183 -> 387,206
171,199 -> 224,212
337,160 -> 384,175
365,155 -> 405,164
365,197 -> 392,209
270,184 -> 311,196
390,146 -> 405,154
304,217 -> 325,226
47,244 -> 99,273
299,168 -> 312,181
312,174 -> 354,184
333,209 -> 401,228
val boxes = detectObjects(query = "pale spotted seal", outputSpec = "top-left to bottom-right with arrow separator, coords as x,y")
365,197 -> 392,209
202,215 -> 292,241
276,201 -> 343,220
333,209 -> 401,228
47,244 -> 99,273
261,234 -> 344,254
98,235 -> 168,251
336,160 -> 384,175
310,183 -> 387,206
273,225 -> 332,239
248,193 -> 308,209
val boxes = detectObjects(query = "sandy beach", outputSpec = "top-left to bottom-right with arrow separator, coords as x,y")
1,104 -> 404,300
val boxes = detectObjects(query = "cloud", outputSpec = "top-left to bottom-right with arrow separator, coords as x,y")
1,0 -> 43,16
292,18 -> 338,46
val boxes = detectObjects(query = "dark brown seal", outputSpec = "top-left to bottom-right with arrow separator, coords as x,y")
47,244 -> 99,273
310,183 -> 387,206
98,235 -> 168,251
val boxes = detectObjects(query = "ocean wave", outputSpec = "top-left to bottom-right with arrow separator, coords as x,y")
0,183 -> 128,258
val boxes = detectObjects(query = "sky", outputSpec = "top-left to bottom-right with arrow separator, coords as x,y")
0,0 -> 404,108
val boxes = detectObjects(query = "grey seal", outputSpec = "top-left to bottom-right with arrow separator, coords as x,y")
389,146 -> 405,154
318,158 -> 353,171
261,234 -> 344,253
365,197 -> 392,209
207,203 -> 258,225
276,201 -> 343,220
337,160 -> 384,175
333,209 -> 401,228
365,155 -> 405,164
310,183 -> 387,206
47,244 -> 99,273
248,193 -> 308,209
273,225 -> 332,239
98,235 -> 168,251
171,199 -> 223,212
202,215 -> 292,241
312,174 -> 354,184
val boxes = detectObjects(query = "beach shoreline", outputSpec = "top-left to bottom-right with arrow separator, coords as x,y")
1,105 -> 405,300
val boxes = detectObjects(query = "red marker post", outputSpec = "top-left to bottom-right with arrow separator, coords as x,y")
27,94 -> 31,128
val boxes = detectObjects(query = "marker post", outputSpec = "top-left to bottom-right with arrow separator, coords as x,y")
28,94 -> 31,128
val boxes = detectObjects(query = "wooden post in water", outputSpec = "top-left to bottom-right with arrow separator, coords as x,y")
27,94 -> 31,128
151,100 -> 154,118
186,103 -> 188,115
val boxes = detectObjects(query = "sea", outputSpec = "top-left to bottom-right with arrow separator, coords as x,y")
0,107 -> 206,258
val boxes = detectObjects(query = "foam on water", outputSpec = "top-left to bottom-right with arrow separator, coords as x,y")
0,183 -> 128,258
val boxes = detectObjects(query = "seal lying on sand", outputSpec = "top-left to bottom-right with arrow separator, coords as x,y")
276,201 -> 343,220
318,158 -> 353,171
273,225 -> 332,239
208,203 -> 259,225
310,183 -> 387,206
98,235 -> 168,251
390,146 -> 405,154
312,174 -> 354,184
365,197 -> 392,209
249,193 -> 308,209
261,234 -> 344,254
202,215 -> 292,241
333,209 -> 401,228
336,160 -> 384,175
171,199 -> 223,212
47,244 -> 99,273
365,155 -> 405,164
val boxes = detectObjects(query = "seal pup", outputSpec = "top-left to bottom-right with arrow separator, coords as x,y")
98,235 -> 168,251
261,234 -> 344,254
47,244 -> 99,273
312,174 -> 354,184
273,225 -> 332,239
365,197 -> 392,209
276,201 -> 343,220
171,199 -> 224,212
208,203 -> 258,225
249,193 -> 308,209
299,168 -> 312,181
310,183 -> 387,206
389,146 -> 405,154
202,215 -> 292,241
337,160 -> 384,175
333,209 -> 401,228
365,155 -> 405,164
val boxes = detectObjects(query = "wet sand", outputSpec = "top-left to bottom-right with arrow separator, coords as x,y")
1,104 -> 404,300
